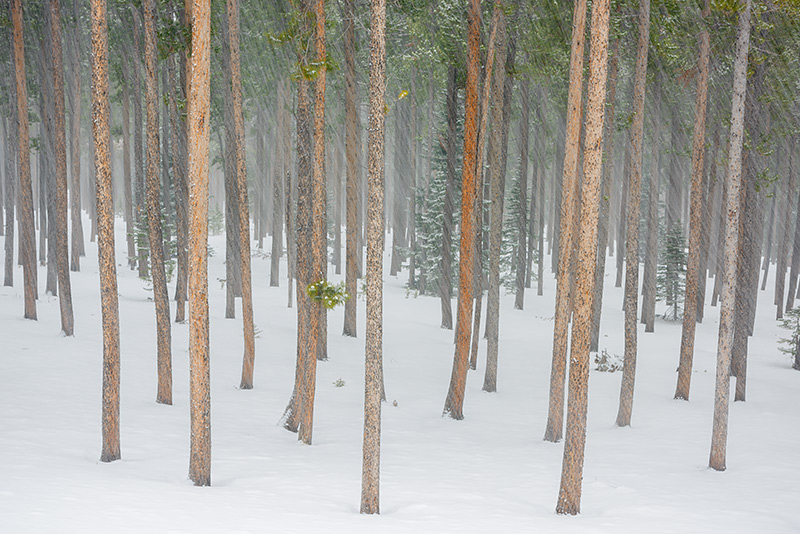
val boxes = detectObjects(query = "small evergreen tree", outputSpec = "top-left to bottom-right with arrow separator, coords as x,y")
778,306 -> 800,370
656,223 -> 686,320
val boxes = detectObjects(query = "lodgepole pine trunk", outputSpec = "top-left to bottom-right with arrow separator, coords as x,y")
91,0 -> 122,463
68,0 -> 85,270
615,0 -> 650,428
640,74 -> 661,333
343,0 -> 359,336
360,0 -> 386,513
556,0 -> 610,513
50,0 -> 75,336
709,0 -> 752,472
187,0 -> 212,487
144,0 -> 173,404
675,1 -> 711,400
544,0 -> 587,442
226,0 -> 256,390
120,55 -> 136,269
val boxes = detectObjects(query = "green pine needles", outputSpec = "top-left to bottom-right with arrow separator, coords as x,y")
656,223 -> 687,321
306,280 -> 350,310
778,306 -> 800,370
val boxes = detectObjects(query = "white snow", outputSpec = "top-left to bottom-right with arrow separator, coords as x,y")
1,216 -> 799,533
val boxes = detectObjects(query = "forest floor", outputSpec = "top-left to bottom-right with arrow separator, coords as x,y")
1,217 -> 799,533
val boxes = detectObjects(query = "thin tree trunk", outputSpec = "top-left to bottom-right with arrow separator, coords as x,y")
3,92 -> 17,288
226,0 -> 256,390
440,66 -> 458,330
544,0 -> 587,442
615,0 -> 649,428
270,103 -> 284,286
120,55 -> 136,270
50,0 -> 75,336
590,37 -> 619,352
343,0 -> 359,337
675,3 -> 711,400
709,0 -> 751,472
776,144 -> 795,319
641,75 -> 661,333
513,78 -> 530,310
615,136 -> 630,289
68,0 -> 85,270
131,7 -> 148,279
361,0 -> 386,512
91,0 -> 121,463
443,0 -> 481,420
556,0 -> 609,513
144,0 -> 172,404
170,55 -> 189,323
187,0 -> 212,487
484,14 -> 511,391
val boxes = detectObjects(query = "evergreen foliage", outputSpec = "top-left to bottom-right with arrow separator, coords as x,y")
656,222 -> 686,320
778,306 -> 800,370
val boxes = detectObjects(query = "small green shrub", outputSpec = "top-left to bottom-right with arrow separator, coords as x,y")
306,280 -> 350,310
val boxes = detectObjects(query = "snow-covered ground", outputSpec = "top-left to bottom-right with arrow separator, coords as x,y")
2,216 -> 799,533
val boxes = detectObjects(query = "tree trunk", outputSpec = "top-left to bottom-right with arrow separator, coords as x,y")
144,0 -> 172,404
360,0 -> 386,513
343,0 -> 359,337
49,0 -> 75,336
776,144 -> 796,319
615,0 -> 649,428
615,136 -> 630,289
709,0 -> 751,472
131,7 -> 148,279
120,55 -> 136,270
225,0 -> 256,390
170,54 -> 189,323
68,0 -> 85,270
640,75 -> 662,333
440,65 -> 458,330
544,0 -> 587,442
590,38 -> 619,352
90,0 -> 121,463
270,103 -> 284,286
556,0 -> 609,514
187,0 -> 212,487
675,3 -> 711,400
484,12 -> 511,392
443,0 -> 481,420
513,78 -> 530,310
3,91 -> 17,288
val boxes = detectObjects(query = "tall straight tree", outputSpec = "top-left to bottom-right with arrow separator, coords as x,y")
50,0 -> 75,336
188,0 -> 212,487
675,0 -> 711,401
443,0 -> 480,420
120,55 -> 136,269
13,0 -> 36,315
360,0 -> 386,513
615,0 -> 650,428
544,0 -> 587,442
513,78 -> 530,310
144,0 -> 173,405
709,0 -> 752,472
68,0 -> 84,271
483,1 -> 508,393
227,0 -> 256,390
91,0 -> 121,463
640,72 -> 661,333
342,0 -> 359,338
590,37 -> 619,352
556,0 -> 610,514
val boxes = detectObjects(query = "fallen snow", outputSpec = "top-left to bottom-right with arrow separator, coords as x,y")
1,216 -> 799,533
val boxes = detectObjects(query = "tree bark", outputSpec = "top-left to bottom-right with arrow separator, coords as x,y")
131,7 -> 148,279
360,0 -> 386,513
440,65 -> 458,330
544,0 -> 587,442
443,0 -> 481,420
343,0 -> 359,337
144,0 -> 173,404
68,0 -> 85,271
640,74 -> 661,333
709,0 -> 751,472
225,0 -> 256,390
120,55 -> 136,270
675,3 -> 711,400
49,0 -> 75,336
513,78 -> 530,310
615,0 -> 649,428
188,0 -> 212,487
91,0 -> 122,463
590,38 -> 619,352
556,0 -> 609,514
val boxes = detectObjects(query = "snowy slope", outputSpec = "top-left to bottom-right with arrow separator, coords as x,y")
1,217 -> 799,533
